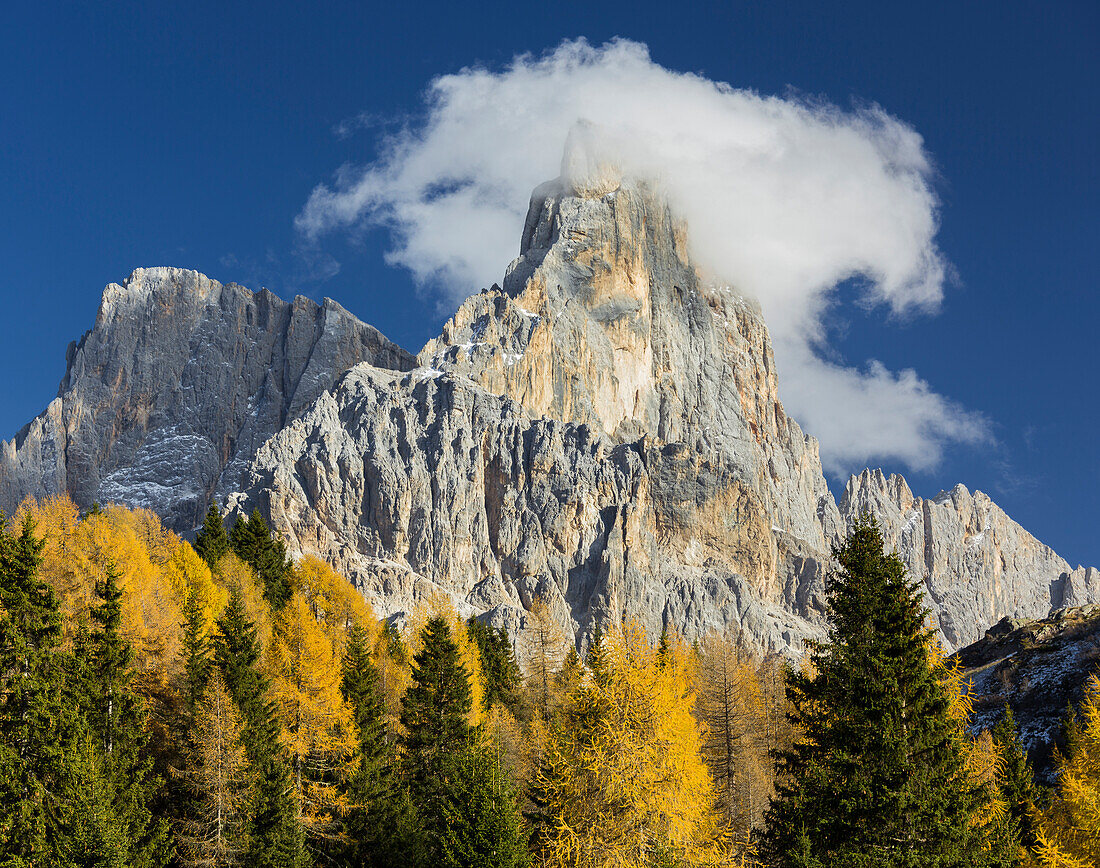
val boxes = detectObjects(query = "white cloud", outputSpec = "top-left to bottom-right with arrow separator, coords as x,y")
297,37 -> 989,473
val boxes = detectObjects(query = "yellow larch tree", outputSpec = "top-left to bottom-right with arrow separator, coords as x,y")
15,494 -> 92,625
270,591 -> 358,845
532,622 -> 734,868
16,495 -> 186,673
163,541 -> 227,641
176,672 -> 251,867
217,551 -> 274,650
695,633 -> 772,838
523,594 -> 571,720
1035,673 -> 1100,867
292,554 -> 376,655
933,641 -> 1019,858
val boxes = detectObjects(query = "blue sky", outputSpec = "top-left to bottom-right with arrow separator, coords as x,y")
1,1 -> 1096,567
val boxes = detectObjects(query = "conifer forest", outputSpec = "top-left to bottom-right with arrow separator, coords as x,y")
0,497 -> 1096,867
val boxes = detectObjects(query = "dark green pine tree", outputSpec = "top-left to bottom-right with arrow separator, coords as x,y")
214,587 -> 307,868
0,513 -> 76,864
401,618 -> 474,787
656,625 -> 672,669
193,503 -> 230,569
437,745 -> 529,868
338,623 -> 418,867
991,706 -> 1041,854
78,560 -> 171,868
229,509 -> 293,610
179,588 -> 212,732
1059,701 -> 1084,762
763,515 -> 1001,868
467,618 -> 522,712
585,622 -> 608,685
400,617 -> 474,862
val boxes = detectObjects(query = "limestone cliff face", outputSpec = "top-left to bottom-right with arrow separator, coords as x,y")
0,267 -> 414,532
838,469 -> 1096,648
228,364 -> 828,653
229,174 -> 849,652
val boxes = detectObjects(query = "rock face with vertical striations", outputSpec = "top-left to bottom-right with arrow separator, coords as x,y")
0,267 -> 414,533
837,469 -> 1094,648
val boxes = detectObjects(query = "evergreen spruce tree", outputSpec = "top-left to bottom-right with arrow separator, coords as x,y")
467,618 -> 522,712
991,707 -> 1041,854
437,744 -> 529,868
180,588 -> 212,732
214,587 -> 306,868
78,560 -> 171,867
400,617 -> 474,862
339,624 -> 417,867
229,510 -> 292,610
656,625 -> 672,669
585,622 -> 608,685
763,515 -> 997,867
194,503 -> 230,570
401,617 -> 474,785
0,513 -> 75,863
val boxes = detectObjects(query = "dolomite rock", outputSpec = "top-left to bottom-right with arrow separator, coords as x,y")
227,364 -> 828,654
0,267 -> 414,532
419,177 -> 841,555
952,605 -> 1100,782
839,469 -> 1099,648
226,171 -> 1095,655
233,174 -> 846,653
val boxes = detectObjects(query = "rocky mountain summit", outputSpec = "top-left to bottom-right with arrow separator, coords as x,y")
0,267 -> 414,532
1,158 -> 1095,654
225,155 -> 1096,653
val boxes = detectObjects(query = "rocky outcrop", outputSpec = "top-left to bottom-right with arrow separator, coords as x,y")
952,605 -> 1100,782
0,267 -> 414,532
838,469 -> 1096,649
227,364 -> 829,654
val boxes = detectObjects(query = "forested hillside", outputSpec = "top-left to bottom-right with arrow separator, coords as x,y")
1,499 -> 1097,866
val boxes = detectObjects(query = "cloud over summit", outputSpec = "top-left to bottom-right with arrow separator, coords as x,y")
297,37 -> 988,475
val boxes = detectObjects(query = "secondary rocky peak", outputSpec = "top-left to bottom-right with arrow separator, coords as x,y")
0,267 -> 414,532
838,468 -> 1097,648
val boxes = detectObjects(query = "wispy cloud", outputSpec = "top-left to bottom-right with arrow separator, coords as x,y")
297,37 -> 990,473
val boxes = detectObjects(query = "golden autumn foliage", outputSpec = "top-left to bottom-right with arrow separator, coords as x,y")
293,554 -> 374,644
17,495 -> 188,673
695,634 -> 773,838
533,623 -> 734,868
14,496 -> 381,841
1034,673 -> 1100,867
271,591 -> 360,839
932,642 -> 1013,846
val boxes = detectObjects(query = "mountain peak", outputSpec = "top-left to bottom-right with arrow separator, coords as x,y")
559,120 -> 623,198
1,269 -> 414,532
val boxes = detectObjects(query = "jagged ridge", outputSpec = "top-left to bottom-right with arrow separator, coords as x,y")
0,267 -> 414,532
